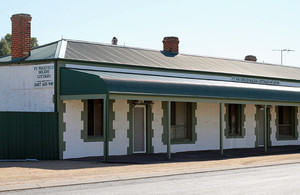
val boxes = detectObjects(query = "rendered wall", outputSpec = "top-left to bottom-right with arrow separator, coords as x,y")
109,99 -> 129,156
0,64 -> 54,112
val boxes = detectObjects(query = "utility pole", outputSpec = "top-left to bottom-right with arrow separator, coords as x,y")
272,49 -> 295,65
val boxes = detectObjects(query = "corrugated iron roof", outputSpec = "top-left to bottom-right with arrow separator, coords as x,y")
64,40 -> 300,81
1,39 -> 300,82
0,41 -> 58,62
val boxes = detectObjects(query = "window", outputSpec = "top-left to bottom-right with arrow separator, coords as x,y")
170,102 -> 192,141
226,104 -> 245,138
88,99 -> 103,137
277,106 -> 297,139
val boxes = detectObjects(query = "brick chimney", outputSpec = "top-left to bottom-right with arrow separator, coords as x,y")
244,55 -> 257,62
162,36 -> 179,53
11,14 -> 32,60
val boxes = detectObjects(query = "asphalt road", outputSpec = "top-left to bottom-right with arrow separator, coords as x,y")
5,162 -> 300,195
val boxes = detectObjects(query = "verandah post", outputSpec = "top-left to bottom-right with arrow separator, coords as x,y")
219,103 -> 224,155
103,95 -> 109,162
167,101 -> 171,159
264,105 -> 268,152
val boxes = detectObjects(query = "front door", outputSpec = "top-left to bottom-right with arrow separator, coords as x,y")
257,106 -> 270,147
133,106 -> 146,153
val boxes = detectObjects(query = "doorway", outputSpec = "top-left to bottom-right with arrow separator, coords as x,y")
257,106 -> 270,147
133,105 -> 146,153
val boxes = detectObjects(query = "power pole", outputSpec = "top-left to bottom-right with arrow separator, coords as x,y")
272,49 -> 295,65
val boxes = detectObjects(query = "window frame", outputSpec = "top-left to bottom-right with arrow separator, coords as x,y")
162,101 -> 197,145
225,104 -> 246,138
276,106 -> 298,140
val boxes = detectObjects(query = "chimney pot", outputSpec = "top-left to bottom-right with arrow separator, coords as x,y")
162,36 -> 179,53
11,13 -> 32,60
111,37 -> 118,45
244,55 -> 257,62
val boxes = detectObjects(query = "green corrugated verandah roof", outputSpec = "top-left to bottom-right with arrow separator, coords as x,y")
60,68 -> 300,105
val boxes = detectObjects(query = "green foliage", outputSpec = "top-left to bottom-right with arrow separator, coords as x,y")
0,38 -> 11,56
0,33 -> 39,57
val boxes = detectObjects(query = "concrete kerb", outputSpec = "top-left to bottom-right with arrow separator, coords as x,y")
1,159 -> 300,193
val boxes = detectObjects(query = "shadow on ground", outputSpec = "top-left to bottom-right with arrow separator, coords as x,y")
1,146 -> 300,170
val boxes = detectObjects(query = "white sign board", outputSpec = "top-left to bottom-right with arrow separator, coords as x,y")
33,64 -> 54,88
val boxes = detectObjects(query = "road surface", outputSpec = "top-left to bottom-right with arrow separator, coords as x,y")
5,162 -> 300,195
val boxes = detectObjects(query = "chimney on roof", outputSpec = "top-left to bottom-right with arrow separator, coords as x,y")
162,36 -> 179,53
111,37 -> 118,45
11,13 -> 32,61
244,55 -> 257,62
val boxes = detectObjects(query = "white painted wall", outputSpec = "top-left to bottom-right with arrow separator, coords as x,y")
109,99 -> 129,155
63,100 -> 103,159
0,64 -> 54,112
152,101 -> 166,153
196,103 -> 220,150
270,106 -> 300,146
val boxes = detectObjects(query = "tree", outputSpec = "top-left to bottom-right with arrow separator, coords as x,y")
0,33 -> 39,57
0,38 -> 10,56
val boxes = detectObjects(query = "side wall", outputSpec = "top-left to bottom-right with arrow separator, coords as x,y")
0,63 -> 54,112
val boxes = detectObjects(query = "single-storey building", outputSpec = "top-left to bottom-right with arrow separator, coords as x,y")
1,14 -> 300,160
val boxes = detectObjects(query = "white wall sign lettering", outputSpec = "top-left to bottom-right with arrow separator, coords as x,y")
33,64 -> 54,88
231,76 -> 280,85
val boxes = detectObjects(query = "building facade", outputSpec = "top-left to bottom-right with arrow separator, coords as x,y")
1,14 -> 300,160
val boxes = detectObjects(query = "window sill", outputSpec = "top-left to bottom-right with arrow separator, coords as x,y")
171,139 -> 195,145
83,136 -> 104,142
225,134 -> 245,139
277,136 -> 297,141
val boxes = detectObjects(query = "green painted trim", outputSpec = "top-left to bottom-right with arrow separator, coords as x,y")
146,104 -> 154,154
61,94 -> 107,100
219,103 -> 223,155
127,100 -> 134,155
54,61 -> 58,113
103,96 -> 109,162
276,106 -> 298,140
110,94 -> 300,106
162,102 -> 197,145
56,60 -> 66,159
224,104 -> 246,139
167,101 -> 171,159
58,100 -> 66,159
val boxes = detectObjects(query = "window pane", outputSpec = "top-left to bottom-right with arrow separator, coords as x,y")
278,106 -> 293,136
228,104 -> 241,136
171,102 -> 188,140
94,99 -> 103,136
88,99 -> 103,137
88,100 -> 94,136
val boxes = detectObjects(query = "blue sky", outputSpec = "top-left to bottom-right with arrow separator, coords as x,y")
1,0 -> 299,67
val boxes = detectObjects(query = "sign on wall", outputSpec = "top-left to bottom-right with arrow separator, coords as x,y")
231,76 -> 280,85
33,64 -> 54,88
